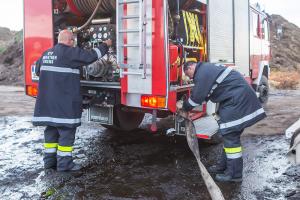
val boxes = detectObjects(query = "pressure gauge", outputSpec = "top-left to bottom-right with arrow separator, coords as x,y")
98,33 -> 102,39
103,26 -> 107,31
99,27 -> 103,32
92,33 -> 97,39
103,33 -> 108,39
90,27 -> 95,32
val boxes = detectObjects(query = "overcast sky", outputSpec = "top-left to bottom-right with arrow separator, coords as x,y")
0,1 -> 23,31
0,0 -> 299,31
250,0 -> 300,27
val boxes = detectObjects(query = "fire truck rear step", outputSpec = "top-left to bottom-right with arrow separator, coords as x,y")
176,115 -> 219,139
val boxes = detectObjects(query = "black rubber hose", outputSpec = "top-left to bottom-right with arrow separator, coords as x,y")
73,0 -> 116,16
75,0 -> 103,32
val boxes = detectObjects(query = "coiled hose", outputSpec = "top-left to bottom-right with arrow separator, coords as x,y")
72,0 -> 116,32
73,0 -> 116,16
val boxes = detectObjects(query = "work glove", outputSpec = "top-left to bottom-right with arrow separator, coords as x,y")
103,39 -> 112,47
176,100 -> 183,110
82,97 -> 93,110
176,100 -> 189,119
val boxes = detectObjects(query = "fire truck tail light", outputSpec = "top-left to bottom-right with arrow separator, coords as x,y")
141,95 -> 166,108
26,85 -> 38,97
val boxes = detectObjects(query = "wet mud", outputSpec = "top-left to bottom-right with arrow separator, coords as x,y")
0,87 -> 300,200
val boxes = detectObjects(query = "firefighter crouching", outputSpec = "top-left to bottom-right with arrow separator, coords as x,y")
179,62 -> 266,182
32,30 -> 112,172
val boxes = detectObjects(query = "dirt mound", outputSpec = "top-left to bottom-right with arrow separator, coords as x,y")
0,27 -> 14,41
0,28 -> 23,86
270,15 -> 300,71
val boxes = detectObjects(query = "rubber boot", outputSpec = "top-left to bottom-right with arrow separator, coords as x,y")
215,157 -> 243,182
208,150 -> 227,173
57,161 -> 82,172
57,156 -> 77,172
44,153 -> 57,170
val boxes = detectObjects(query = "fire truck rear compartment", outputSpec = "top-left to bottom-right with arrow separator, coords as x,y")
51,0 -> 208,131
53,0 -> 206,84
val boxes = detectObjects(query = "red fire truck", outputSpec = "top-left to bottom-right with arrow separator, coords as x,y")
24,0 -> 270,139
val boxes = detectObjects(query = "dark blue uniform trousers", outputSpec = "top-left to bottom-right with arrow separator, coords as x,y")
221,130 -> 243,178
44,126 -> 76,171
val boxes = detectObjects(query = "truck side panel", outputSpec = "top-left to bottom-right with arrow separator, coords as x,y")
120,0 -> 168,108
234,0 -> 250,77
24,0 -> 54,95
208,0 -> 234,63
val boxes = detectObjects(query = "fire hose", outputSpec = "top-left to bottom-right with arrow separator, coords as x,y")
176,101 -> 225,200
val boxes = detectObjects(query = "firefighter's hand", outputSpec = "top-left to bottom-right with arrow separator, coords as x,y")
103,39 -> 112,47
176,100 -> 183,110
176,100 -> 189,119
177,110 -> 189,120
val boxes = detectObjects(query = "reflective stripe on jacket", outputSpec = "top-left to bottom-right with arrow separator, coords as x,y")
33,43 -> 108,128
183,62 -> 266,135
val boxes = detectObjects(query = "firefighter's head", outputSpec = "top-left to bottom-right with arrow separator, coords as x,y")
58,30 -> 75,47
183,61 -> 197,79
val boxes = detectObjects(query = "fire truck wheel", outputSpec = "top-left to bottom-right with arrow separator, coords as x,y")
102,105 -> 145,132
258,75 -> 269,105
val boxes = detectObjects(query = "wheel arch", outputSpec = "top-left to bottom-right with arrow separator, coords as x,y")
252,61 -> 270,90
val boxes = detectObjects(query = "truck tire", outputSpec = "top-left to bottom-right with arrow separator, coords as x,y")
102,105 -> 145,132
258,75 -> 269,105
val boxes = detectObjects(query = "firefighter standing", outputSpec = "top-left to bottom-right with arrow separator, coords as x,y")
180,62 -> 266,182
32,30 -> 112,172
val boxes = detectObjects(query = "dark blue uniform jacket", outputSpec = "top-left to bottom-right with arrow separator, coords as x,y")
183,62 -> 266,135
32,43 -> 108,128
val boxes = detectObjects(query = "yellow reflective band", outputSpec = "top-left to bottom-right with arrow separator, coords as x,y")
44,143 -> 58,149
57,145 -> 73,152
186,12 -> 196,44
182,11 -> 189,44
194,14 -> 203,46
224,147 -> 242,154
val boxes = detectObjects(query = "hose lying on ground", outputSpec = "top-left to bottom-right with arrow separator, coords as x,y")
177,108 -> 225,200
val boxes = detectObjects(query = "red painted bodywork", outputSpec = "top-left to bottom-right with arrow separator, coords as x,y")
169,44 -> 179,83
167,91 -> 177,113
250,8 -> 271,80
251,55 -> 271,79
24,0 -> 54,94
23,1 -> 261,115
120,4 -> 128,105
120,0 -> 168,105
66,0 -> 83,16
151,0 -> 167,96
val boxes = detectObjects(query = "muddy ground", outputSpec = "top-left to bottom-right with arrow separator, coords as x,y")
0,86 -> 300,200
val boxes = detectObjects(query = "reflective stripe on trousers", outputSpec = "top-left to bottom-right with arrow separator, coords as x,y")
224,146 -> 242,159
57,145 -> 73,157
44,143 -> 58,154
